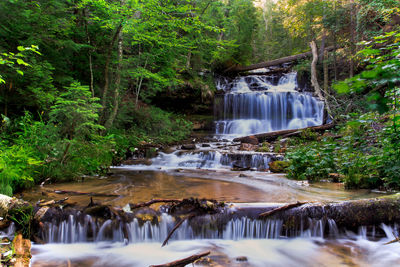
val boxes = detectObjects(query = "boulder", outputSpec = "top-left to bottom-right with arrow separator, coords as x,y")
268,161 -> 290,173
236,256 -> 248,262
240,135 -> 258,145
181,144 -> 196,150
239,143 -> 257,151
0,194 -> 12,217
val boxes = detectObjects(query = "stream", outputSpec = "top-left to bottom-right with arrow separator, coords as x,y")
28,71 -> 400,266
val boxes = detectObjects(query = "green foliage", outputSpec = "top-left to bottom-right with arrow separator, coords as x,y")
334,30 -> 400,114
110,104 -> 192,160
286,113 -> 400,189
0,45 -> 40,84
286,142 -> 335,181
7,205 -> 33,238
0,142 -> 41,196
49,81 -> 104,139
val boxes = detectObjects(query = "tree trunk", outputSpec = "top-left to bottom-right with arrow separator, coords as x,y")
349,0 -> 355,77
105,26 -> 123,129
311,41 -> 333,121
83,9 -> 94,97
323,50 -> 329,93
134,57 -> 148,109
310,40 -> 324,100
100,23 -> 123,117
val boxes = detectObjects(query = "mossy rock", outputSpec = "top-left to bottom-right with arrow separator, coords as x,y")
256,146 -> 270,152
269,161 -> 290,173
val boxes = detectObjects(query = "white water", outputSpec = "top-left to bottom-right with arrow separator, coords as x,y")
33,211 -> 400,266
119,150 -> 275,171
32,231 -> 400,267
214,72 -> 324,137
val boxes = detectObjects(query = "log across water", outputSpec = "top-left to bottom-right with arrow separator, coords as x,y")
233,123 -> 335,143
225,46 -> 335,73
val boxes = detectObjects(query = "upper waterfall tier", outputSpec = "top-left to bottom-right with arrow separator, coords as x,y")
214,72 -> 324,137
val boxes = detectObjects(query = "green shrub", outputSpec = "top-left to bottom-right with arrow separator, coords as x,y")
286,142 -> 335,181
0,143 -> 41,196
285,112 -> 400,189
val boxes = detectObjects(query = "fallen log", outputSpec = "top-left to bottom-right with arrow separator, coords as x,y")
233,123 -> 335,143
129,199 -> 182,210
262,194 -> 400,231
225,46 -> 334,73
259,201 -> 307,218
162,214 -> 195,247
150,251 -> 210,267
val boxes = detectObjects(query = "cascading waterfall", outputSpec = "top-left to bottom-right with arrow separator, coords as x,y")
214,72 -> 324,136
39,213 -> 392,244
120,149 -> 282,171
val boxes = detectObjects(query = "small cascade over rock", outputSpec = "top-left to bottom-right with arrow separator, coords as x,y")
120,143 -> 284,171
39,214 -> 329,243
214,72 -> 324,137
39,212 -> 398,244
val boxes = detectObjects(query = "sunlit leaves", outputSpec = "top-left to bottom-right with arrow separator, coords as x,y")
334,30 -> 400,114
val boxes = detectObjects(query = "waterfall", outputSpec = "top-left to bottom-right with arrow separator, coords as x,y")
40,213 -> 375,244
120,150 -> 282,171
214,72 -> 324,136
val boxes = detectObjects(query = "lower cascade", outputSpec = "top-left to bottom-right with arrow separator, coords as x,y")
39,213 -> 396,244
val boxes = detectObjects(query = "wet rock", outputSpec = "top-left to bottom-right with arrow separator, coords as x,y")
194,256 -> 213,266
12,234 -> 31,267
85,205 -> 113,220
162,147 -> 175,154
240,136 -> 258,145
232,166 -> 251,172
239,143 -> 257,151
122,159 -> 152,166
0,194 -> 12,217
239,173 -> 249,177
236,256 -> 248,262
328,173 -> 345,182
34,207 -> 50,221
201,143 -> 211,147
268,161 -> 290,173
181,144 -> 196,150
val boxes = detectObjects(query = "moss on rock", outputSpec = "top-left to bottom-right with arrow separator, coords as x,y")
269,161 -> 290,173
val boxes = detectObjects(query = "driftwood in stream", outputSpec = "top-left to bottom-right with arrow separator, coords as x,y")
233,123 -> 335,143
259,201 -> 308,218
385,237 -> 400,245
150,251 -> 210,267
162,214 -> 195,247
225,46 -> 334,73
129,199 -> 182,210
